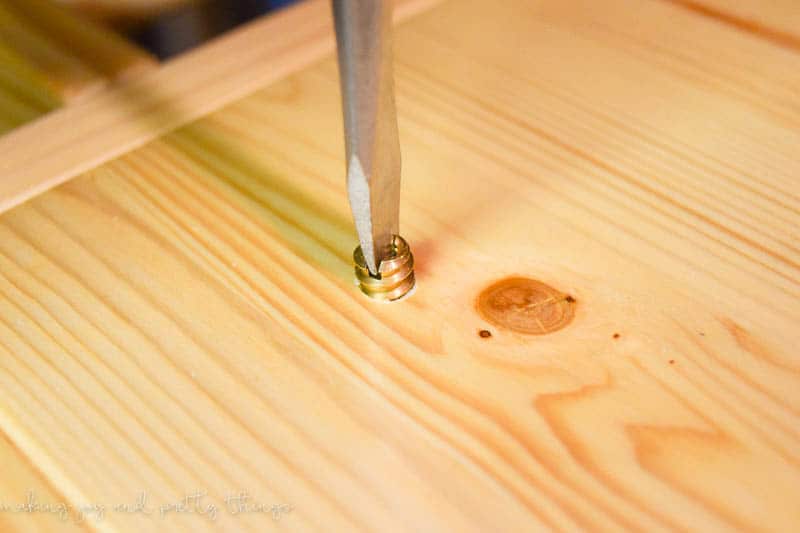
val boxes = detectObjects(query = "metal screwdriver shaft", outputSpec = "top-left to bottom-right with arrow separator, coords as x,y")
333,0 -> 401,277
333,0 -> 415,302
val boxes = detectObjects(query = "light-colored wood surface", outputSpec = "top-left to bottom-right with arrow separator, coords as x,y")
1,0 -> 799,531
0,432 -> 89,531
0,8 -> 153,526
0,0 -> 440,216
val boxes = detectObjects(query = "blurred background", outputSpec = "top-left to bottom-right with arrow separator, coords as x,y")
59,0 -> 300,58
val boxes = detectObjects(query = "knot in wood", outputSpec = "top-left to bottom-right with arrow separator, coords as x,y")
477,277 -> 575,335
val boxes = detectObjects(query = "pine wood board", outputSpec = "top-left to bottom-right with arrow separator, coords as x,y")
0,0 -> 799,531
0,5 -> 154,525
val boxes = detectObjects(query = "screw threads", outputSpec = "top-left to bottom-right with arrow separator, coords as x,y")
354,235 -> 415,302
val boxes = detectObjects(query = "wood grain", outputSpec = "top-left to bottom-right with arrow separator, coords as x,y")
0,0 -> 799,531
0,432 -> 89,531
667,0 -> 800,51
0,0 -> 441,216
0,6 -> 155,522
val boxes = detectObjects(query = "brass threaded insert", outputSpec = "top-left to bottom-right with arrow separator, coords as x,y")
354,235 -> 415,302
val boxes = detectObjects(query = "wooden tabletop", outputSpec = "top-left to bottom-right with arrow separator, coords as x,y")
0,0 -> 798,531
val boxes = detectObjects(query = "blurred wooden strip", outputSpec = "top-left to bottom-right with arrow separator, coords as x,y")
57,0 -> 199,23
0,0 -> 441,215
667,0 -> 800,50
0,0 -> 156,136
0,0 -> 156,100
0,43 -> 62,136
